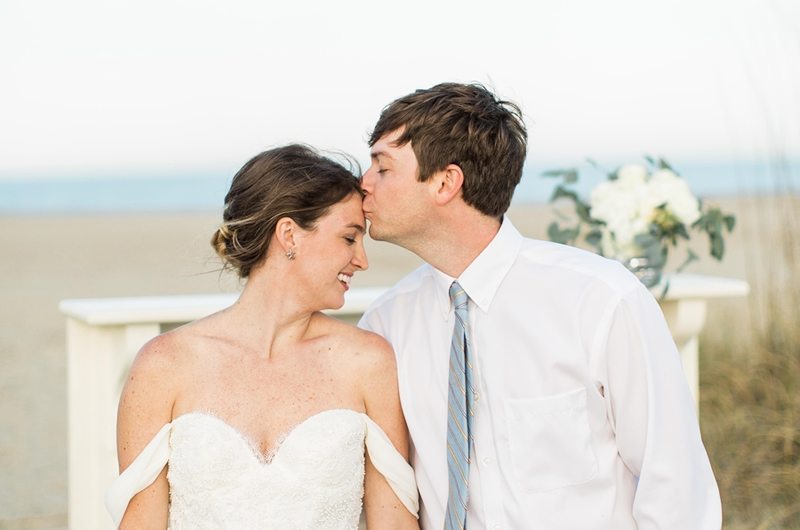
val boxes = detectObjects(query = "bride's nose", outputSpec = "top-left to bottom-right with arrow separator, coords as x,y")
352,239 -> 368,271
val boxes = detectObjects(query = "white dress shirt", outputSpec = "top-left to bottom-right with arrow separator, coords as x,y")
359,218 -> 721,530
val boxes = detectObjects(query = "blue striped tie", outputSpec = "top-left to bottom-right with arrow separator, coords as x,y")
445,281 -> 473,530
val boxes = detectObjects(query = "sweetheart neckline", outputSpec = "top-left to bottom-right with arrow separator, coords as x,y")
171,408 -> 365,464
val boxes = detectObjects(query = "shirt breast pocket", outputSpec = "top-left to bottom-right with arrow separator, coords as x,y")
504,386 -> 598,492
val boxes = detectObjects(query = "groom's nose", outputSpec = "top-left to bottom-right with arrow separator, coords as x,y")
360,167 -> 375,195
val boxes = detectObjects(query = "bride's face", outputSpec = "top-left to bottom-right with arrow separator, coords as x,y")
294,193 -> 368,310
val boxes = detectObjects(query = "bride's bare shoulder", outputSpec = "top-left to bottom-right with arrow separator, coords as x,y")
126,313 -> 226,384
317,315 -> 396,374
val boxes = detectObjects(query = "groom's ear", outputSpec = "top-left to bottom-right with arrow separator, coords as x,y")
432,163 -> 465,206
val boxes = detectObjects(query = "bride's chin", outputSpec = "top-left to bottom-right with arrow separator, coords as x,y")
327,297 -> 346,311
311,296 -> 345,313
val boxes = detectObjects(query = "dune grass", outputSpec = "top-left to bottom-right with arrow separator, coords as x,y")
699,194 -> 800,529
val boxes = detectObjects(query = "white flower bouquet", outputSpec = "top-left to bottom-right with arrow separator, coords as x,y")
544,157 -> 735,286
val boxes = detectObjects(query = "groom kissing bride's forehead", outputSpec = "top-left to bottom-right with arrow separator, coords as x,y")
105,81 -> 720,530
359,82 -> 722,530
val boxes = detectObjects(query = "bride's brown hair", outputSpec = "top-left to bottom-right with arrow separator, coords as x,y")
211,144 -> 362,278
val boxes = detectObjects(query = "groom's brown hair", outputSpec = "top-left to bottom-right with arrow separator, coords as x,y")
369,82 -> 527,219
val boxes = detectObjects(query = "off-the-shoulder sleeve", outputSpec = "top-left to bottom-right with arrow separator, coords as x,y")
105,422 -> 172,528
361,414 -> 419,518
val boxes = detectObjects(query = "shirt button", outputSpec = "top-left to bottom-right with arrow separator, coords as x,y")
473,392 -> 480,402
482,456 -> 493,465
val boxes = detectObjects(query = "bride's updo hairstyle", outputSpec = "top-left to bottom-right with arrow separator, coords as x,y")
211,144 -> 362,278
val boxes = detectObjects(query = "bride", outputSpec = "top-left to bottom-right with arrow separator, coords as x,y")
105,145 -> 419,529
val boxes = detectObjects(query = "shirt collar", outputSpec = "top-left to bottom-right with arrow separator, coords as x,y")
431,216 -> 524,317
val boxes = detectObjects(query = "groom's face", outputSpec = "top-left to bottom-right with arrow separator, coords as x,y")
362,128 -> 431,246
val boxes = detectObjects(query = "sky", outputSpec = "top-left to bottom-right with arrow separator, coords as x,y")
1,0 -> 798,179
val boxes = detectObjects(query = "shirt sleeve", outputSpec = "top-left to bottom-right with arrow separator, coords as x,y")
602,284 -> 722,529
357,305 -> 384,336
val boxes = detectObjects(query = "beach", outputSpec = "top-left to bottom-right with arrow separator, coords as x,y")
0,196 -> 784,528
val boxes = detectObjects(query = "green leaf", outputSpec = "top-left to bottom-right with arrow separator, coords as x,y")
541,168 -> 579,183
710,234 -> 725,260
575,202 -> 593,223
658,158 -> 674,171
565,227 -> 580,242
712,216 -> 723,236
585,230 -> 603,248
547,222 -> 579,245
550,185 -> 579,203
547,222 -> 563,242
723,215 -> 736,232
553,209 -> 572,222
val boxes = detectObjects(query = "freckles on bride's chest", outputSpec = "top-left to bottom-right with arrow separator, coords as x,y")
172,347 -> 362,454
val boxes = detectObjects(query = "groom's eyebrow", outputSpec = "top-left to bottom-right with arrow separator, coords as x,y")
370,150 -> 393,161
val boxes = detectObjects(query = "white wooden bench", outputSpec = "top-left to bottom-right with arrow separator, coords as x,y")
60,275 -> 747,529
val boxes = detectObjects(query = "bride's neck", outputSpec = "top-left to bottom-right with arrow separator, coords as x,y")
225,269 -> 315,360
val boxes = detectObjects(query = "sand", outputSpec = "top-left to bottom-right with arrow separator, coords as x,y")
0,196 -> 786,528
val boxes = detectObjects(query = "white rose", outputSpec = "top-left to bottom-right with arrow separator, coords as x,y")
630,215 -> 650,238
645,169 -> 678,207
670,193 -> 701,225
591,181 -> 640,224
616,164 -> 648,190
607,215 -> 636,246
650,168 -> 680,183
590,166 -> 668,259
646,169 -> 700,225
589,181 -> 617,223
645,169 -> 685,206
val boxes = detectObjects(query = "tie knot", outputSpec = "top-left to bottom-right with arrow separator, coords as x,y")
449,281 -> 469,310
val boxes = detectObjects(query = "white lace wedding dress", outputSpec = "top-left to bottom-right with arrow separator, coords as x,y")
106,408 -> 418,529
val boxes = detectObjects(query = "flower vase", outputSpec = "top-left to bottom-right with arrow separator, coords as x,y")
622,256 -> 663,288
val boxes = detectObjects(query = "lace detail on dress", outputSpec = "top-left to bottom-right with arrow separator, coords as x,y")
167,409 -> 366,530
260,430 -> 289,465
185,411 -> 292,466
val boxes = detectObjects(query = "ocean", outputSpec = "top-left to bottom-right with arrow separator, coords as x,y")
0,159 -> 796,214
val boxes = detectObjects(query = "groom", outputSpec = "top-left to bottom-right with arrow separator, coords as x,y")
358,82 -> 722,529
